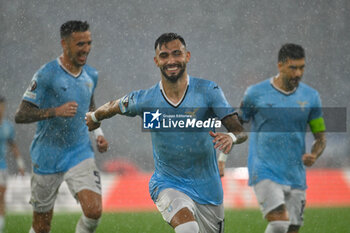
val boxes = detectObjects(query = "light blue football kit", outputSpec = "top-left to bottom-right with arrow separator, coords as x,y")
119,76 -> 234,205
22,58 -> 98,174
240,77 -> 325,190
0,120 -> 15,170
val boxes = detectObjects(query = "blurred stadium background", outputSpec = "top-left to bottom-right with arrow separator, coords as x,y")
1,0 -> 350,232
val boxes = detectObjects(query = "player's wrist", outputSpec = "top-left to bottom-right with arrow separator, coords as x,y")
91,112 -> 101,123
226,132 -> 237,144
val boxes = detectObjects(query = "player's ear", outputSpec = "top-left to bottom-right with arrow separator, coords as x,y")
154,56 -> 159,67
186,51 -> 191,63
61,39 -> 67,50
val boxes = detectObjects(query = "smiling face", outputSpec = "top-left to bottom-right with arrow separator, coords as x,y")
278,58 -> 305,91
62,31 -> 92,68
154,39 -> 191,83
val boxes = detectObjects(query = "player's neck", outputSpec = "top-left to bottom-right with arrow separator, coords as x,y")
161,74 -> 188,103
59,55 -> 82,76
273,74 -> 296,93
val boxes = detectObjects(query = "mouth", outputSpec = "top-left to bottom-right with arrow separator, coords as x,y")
165,65 -> 181,72
77,53 -> 88,63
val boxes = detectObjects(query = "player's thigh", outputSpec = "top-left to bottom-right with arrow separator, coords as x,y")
286,189 -> 306,226
64,158 -> 102,200
195,203 -> 225,233
254,179 -> 287,218
155,188 -> 196,226
30,172 -> 64,213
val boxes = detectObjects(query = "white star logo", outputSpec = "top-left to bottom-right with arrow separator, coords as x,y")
151,109 -> 162,122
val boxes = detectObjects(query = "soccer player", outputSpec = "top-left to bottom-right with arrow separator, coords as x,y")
239,43 -> 326,233
0,96 -> 25,233
15,21 -> 108,233
85,33 -> 247,233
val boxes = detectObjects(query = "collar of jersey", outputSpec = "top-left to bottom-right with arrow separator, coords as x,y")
159,75 -> 189,108
270,75 -> 297,95
57,57 -> 82,78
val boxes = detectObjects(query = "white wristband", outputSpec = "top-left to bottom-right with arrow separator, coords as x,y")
218,152 -> 228,162
91,112 -> 100,123
227,132 -> 237,144
93,127 -> 104,138
16,157 -> 25,170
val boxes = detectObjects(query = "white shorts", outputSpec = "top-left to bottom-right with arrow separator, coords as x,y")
253,179 -> 306,226
30,158 -> 101,213
0,170 -> 7,186
155,188 -> 225,233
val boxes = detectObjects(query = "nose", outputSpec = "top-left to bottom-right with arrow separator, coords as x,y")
295,68 -> 303,77
82,44 -> 91,53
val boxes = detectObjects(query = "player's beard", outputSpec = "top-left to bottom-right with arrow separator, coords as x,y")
160,62 -> 186,83
287,76 -> 301,90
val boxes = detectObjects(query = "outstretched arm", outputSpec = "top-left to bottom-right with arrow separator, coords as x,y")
15,100 -> 78,123
85,99 -> 122,131
303,131 -> 326,167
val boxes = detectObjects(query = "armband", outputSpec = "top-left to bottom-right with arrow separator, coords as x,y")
218,152 -> 228,162
93,128 -> 104,138
91,112 -> 100,123
309,117 -> 326,133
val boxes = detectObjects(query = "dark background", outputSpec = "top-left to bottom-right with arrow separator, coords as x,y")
1,0 -> 349,173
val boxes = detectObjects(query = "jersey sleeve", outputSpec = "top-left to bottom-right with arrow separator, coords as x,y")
118,90 -> 142,117
207,82 -> 235,120
239,86 -> 257,123
308,92 -> 326,133
22,70 -> 49,107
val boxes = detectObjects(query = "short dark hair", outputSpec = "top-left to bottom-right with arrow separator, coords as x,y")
60,20 -> 90,39
278,43 -> 305,63
154,33 -> 186,50
0,96 -> 5,103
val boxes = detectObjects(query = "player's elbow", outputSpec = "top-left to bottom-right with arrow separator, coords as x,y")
14,109 -> 25,123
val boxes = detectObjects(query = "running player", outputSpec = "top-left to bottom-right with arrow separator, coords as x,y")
85,33 -> 247,233
0,96 -> 25,233
15,21 -> 108,233
239,43 -> 326,233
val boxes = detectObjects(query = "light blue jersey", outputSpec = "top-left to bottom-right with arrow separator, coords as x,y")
240,78 -> 323,190
22,58 -> 98,174
119,76 -> 234,205
0,120 -> 15,170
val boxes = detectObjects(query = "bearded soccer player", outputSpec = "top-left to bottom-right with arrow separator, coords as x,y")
85,33 -> 247,233
15,21 -> 108,233
239,43 -> 326,233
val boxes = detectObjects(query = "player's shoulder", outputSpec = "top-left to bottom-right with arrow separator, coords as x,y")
298,82 -> 320,95
190,76 -> 219,90
83,64 -> 98,79
127,82 -> 160,100
36,59 -> 60,77
245,78 -> 271,95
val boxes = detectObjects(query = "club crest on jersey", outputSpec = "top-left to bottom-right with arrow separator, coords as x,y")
297,101 -> 308,111
86,82 -> 93,93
